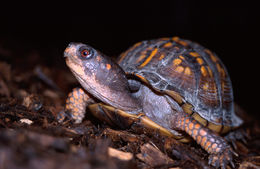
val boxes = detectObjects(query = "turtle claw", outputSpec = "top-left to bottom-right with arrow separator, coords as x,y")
225,129 -> 248,150
208,146 -> 235,169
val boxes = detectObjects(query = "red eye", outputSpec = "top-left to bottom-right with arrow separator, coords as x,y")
81,49 -> 89,57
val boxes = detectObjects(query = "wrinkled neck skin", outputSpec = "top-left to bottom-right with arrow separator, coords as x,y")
66,54 -> 141,113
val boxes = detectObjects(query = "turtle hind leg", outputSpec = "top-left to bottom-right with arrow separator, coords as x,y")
174,113 -> 237,168
58,87 -> 94,123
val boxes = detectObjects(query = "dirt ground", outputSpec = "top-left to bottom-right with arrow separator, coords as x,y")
0,44 -> 260,169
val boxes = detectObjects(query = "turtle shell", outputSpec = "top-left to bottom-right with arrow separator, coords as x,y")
118,37 -> 243,128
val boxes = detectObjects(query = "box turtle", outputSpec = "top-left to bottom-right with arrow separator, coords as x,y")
61,37 -> 244,169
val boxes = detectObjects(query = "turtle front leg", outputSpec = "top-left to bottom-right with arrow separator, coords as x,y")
174,114 -> 236,169
58,87 -> 94,123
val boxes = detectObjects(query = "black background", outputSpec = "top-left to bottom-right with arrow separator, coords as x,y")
0,1 -> 259,118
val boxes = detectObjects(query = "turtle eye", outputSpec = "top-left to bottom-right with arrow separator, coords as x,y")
81,49 -> 90,58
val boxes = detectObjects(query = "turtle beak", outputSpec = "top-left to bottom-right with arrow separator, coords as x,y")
64,42 -> 77,58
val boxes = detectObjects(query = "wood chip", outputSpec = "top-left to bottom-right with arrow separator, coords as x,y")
108,147 -> 133,161
136,143 -> 174,167
20,118 -> 33,125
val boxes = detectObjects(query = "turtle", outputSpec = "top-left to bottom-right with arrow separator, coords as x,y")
60,37 -> 244,169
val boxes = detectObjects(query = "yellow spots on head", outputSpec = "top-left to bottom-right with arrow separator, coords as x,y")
138,48 -> 158,68
106,64 -> 111,70
159,54 -> 165,60
189,52 -> 200,57
173,58 -> 182,66
175,66 -> 184,73
196,58 -> 204,65
184,67 -> 192,76
200,66 -> 208,77
163,42 -> 172,48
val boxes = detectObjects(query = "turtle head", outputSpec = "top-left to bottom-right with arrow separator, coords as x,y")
64,42 -> 140,111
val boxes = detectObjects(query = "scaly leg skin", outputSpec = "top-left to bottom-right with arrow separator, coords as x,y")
57,88 -> 94,123
176,114 -> 237,169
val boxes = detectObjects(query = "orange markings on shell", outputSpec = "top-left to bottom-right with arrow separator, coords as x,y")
159,54 -> 165,60
175,66 -> 184,73
200,66 -> 208,76
203,83 -> 209,90
205,49 -> 218,63
207,66 -> 213,77
163,42 -> 173,47
196,58 -> 204,65
189,52 -> 200,57
136,54 -> 147,63
173,58 -> 182,66
179,55 -> 185,60
178,40 -> 188,46
172,36 -> 188,46
184,67 -> 192,75
172,37 -> 179,41
139,48 -> 158,68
